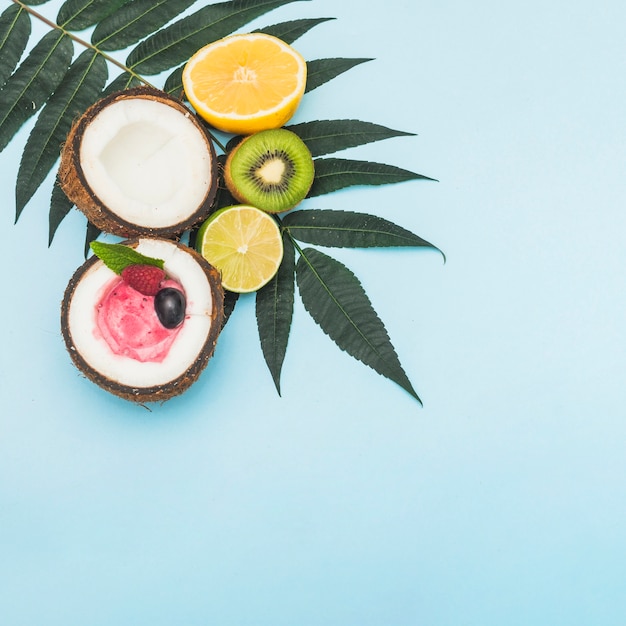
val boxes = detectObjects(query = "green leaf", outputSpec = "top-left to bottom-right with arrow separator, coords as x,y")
254,17 -> 334,44
209,155 -> 238,209
126,0 -> 303,75
90,241 -> 165,273
163,65 -> 184,97
283,209 -> 442,253
287,119 -> 415,157
92,0 -> 198,51
305,57 -> 372,93
48,177 -> 74,245
57,0 -> 131,31
103,71 -> 142,95
84,221 -> 101,258
0,5 -> 31,88
16,49 -> 107,221
296,247 -> 420,403
224,134 -> 244,153
256,230 -> 296,395
0,30 -> 72,153
21,0 -> 50,5
308,158 -> 436,197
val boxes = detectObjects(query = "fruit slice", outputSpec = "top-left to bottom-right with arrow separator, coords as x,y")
59,86 -> 218,237
182,33 -> 307,134
224,128 -> 314,213
61,238 -> 224,403
196,205 -> 284,293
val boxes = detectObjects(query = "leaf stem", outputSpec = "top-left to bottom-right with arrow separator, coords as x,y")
286,231 -> 303,254
11,0 -> 156,89
207,130 -> 226,153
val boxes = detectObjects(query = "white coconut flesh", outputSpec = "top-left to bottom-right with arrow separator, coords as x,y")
67,239 -> 217,389
79,98 -> 214,229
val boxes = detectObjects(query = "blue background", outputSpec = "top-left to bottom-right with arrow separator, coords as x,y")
2,0 -> 625,624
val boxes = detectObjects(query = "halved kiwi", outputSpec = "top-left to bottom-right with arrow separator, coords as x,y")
224,128 -> 314,213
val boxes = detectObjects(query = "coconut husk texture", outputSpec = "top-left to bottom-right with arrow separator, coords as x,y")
61,239 -> 225,403
58,86 -> 217,238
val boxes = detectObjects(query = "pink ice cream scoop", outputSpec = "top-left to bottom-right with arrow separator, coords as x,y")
96,278 -> 185,362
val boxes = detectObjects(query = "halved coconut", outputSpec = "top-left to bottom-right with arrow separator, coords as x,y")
61,238 -> 224,403
59,86 -> 218,237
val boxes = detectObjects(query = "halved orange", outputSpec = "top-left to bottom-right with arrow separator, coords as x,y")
182,33 -> 307,135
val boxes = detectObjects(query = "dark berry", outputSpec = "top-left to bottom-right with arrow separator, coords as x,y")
154,287 -> 186,329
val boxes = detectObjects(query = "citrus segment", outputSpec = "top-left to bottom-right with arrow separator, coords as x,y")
182,33 -> 307,134
196,205 -> 284,293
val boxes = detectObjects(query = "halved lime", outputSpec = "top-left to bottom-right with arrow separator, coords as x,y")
196,205 -> 284,293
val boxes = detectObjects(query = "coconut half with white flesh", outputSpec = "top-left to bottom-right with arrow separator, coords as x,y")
59,87 -> 218,237
61,238 -> 224,403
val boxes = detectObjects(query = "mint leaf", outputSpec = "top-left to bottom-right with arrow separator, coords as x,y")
89,241 -> 165,274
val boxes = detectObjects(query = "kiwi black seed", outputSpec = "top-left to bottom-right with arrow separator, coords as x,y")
224,128 -> 314,213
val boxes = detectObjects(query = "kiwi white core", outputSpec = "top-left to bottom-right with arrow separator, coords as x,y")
258,158 -> 285,184
68,239 -> 215,388
79,99 -> 213,228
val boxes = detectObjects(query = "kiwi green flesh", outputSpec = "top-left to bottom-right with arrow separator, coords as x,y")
226,129 -> 314,213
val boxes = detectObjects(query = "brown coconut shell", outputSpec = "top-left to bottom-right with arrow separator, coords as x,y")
59,86 -> 218,238
60,239 -> 224,404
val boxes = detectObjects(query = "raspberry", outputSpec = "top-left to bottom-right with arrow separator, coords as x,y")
121,264 -> 166,296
